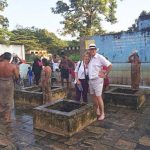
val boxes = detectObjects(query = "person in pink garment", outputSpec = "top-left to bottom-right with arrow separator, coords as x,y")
102,59 -> 110,92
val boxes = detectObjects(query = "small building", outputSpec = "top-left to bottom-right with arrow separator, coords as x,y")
27,50 -> 48,56
26,50 -> 52,60
0,44 -> 25,60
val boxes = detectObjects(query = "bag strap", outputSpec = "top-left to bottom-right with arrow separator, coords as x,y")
78,61 -> 82,72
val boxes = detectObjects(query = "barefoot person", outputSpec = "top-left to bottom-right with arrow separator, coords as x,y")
0,52 -> 19,122
59,55 -> 69,88
40,58 -> 52,104
88,44 -> 112,121
74,52 -> 90,103
128,50 -> 141,89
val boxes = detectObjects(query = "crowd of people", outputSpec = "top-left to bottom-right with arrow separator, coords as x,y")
0,43 -> 141,123
0,52 -> 76,122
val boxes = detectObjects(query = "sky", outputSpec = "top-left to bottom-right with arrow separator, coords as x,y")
3,0 -> 150,40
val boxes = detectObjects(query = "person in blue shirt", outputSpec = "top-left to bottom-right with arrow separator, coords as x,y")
27,66 -> 33,86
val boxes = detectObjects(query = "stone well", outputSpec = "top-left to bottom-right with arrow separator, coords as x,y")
104,87 -> 145,109
14,86 -> 67,107
33,99 -> 96,137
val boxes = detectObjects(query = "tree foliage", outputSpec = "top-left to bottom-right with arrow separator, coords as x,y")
51,0 -> 118,37
35,28 -> 68,53
0,0 -> 7,11
9,26 -> 68,53
67,40 -> 79,47
0,28 -> 12,44
139,10 -> 148,16
69,53 -> 80,61
0,15 -> 9,28
10,26 -> 40,50
0,0 -> 9,28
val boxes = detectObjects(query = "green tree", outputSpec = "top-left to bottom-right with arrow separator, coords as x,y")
69,53 -> 80,61
67,40 -> 79,47
0,0 -> 9,28
0,0 -> 8,11
139,10 -> 147,16
51,0 -> 118,37
10,26 -> 42,51
10,26 -> 68,53
34,28 -> 68,53
0,28 -> 12,44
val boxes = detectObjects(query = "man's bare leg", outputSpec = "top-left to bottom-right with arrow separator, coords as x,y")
96,96 -> 105,120
92,94 -> 101,117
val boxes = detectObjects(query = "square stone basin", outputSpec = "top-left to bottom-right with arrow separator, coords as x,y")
104,87 -> 145,109
24,86 -> 59,92
47,101 -> 84,112
15,86 -> 67,107
33,99 -> 96,137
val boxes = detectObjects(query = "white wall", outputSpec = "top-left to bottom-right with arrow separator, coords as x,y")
0,44 -> 25,60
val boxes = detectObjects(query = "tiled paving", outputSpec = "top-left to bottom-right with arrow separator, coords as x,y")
0,94 -> 150,149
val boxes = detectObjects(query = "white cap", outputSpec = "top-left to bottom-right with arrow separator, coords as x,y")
89,43 -> 96,49
132,49 -> 138,54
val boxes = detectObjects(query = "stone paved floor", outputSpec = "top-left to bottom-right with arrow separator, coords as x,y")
0,95 -> 150,150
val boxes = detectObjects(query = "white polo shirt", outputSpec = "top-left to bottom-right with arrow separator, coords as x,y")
88,53 -> 111,79
74,61 -> 88,79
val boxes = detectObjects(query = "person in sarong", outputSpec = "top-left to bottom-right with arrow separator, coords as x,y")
128,50 -> 141,89
102,65 -> 110,92
32,58 -> 42,85
40,58 -> 52,104
0,52 -> 19,122
59,55 -> 69,88
67,58 -> 75,82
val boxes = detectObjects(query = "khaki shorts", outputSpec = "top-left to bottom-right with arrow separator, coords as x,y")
89,78 -> 104,96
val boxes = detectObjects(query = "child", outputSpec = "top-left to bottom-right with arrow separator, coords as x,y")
27,67 -> 33,86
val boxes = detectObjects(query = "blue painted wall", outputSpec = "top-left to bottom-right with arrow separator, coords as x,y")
89,31 -> 150,63
89,15 -> 150,63
87,14 -> 150,85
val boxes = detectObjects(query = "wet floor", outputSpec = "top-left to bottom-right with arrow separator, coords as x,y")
0,95 -> 150,149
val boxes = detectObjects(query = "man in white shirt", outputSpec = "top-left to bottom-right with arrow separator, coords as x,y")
88,43 -> 112,120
